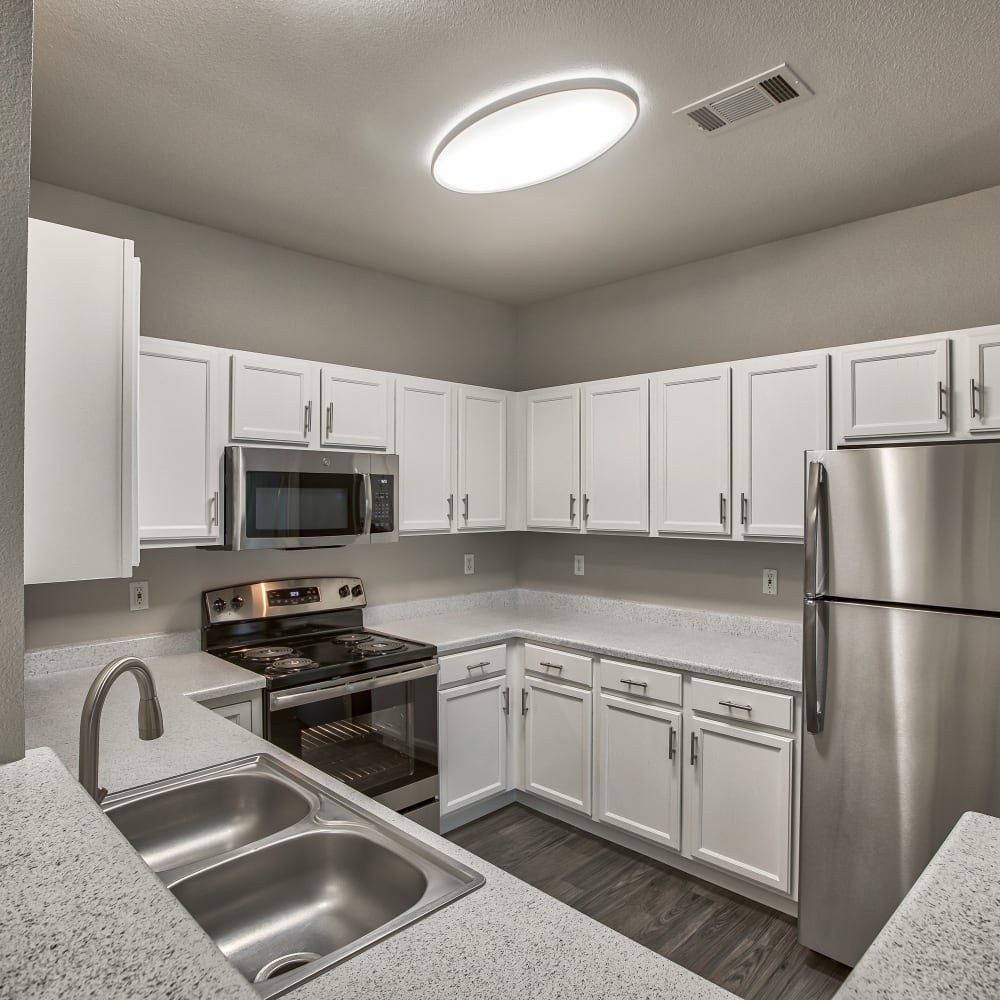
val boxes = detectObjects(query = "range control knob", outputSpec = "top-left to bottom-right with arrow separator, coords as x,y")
230,595 -> 245,610
211,598 -> 227,614
338,585 -> 350,598
351,584 -> 363,597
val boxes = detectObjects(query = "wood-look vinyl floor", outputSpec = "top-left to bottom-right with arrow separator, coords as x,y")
447,804 -> 850,1000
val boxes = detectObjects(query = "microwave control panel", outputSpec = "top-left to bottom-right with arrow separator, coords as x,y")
371,475 -> 395,534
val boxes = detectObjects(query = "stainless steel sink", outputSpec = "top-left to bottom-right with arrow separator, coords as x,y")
103,771 -> 314,872
101,755 -> 484,998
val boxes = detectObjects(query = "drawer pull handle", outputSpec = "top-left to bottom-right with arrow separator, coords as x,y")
502,687 -> 510,716
690,732 -> 698,765
719,699 -> 753,713
621,678 -> 648,691
540,661 -> 564,672
668,727 -> 677,761
466,661 -> 490,672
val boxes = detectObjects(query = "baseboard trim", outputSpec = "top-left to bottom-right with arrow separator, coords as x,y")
439,790 -> 517,834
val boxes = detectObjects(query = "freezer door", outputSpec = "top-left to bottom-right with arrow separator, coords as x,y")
799,599 -> 1000,966
806,441 -> 1000,612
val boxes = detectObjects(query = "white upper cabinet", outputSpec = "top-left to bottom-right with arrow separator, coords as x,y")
582,375 -> 649,533
733,351 -> 829,540
319,364 -> 393,451
458,385 -> 507,530
651,364 -> 731,536
957,325 -> 1000,436
24,219 -> 140,585
835,336 -> 950,443
139,339 -> 226,546
230,351 -> 316,446
396,376 -> 455,533
524,385 -> 581,530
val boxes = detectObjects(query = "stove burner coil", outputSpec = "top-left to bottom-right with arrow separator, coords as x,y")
357,639 -> 405,655
241,646 -> 297,662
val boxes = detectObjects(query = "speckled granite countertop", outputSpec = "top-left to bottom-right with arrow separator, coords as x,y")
375,603 -> 802,691
836,812 -> 1000,1000
12,651 -> 735,1000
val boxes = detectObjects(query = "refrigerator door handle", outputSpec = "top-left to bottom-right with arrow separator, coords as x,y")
804,460 -> 826,599
803,597 -> 827,734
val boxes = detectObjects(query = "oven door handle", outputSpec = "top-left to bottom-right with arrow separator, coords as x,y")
268,660 -> 439,711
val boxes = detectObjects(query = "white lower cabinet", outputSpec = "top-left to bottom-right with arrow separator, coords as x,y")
439,675 -> 509,815
596,692 -> 682,849
687,716 -> 794,893
523,674 -> 592,814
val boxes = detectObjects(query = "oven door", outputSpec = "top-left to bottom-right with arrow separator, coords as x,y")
226,446 -> 370,550
266,661 -> 439,828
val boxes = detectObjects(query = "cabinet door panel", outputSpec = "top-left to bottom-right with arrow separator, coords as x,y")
139,340 -> 224,544
652,365 -> 730,535
320,365 -> 392,450
837,338 -> 950,441
25,220 -> 137,584
524,677 -> 591,814
396,377 -> 454,533
230,352 -> 314,445
961,326 -> 1000,434
689,717 -> 793,892
583,376 -> 649,533
525,386 -> 580,529
458,386 -> 507,529
597,693 -> 681,849
734,353 -> 829,539
439,677 -> 508,814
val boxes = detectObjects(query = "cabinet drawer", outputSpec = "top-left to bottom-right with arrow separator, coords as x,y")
524,643 -> 592,688
690,677 -> 793,732
439,644 -> 507,687
597,658 -> 682,706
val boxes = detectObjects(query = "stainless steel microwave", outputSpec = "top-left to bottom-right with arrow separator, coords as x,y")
222,446 -> 398,550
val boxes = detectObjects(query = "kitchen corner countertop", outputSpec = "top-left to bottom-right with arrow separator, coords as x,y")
836,811 -> 1000,1000
12,651 -> 735,1000
375,605 -> 803,691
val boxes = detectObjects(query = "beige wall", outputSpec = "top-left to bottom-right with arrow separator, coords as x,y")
516,184 -> 1000,389
512,184 -> 1000,616
24,184 -> 518,650
1,1 -> 32,760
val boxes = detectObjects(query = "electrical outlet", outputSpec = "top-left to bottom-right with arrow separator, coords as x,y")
574,554 -> 585,576
763,568 -> 778,596
130,581 -> 149,611
464,553 -> 475,575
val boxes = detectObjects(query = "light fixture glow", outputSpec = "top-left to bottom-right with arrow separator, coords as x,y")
432,80 -> 639,194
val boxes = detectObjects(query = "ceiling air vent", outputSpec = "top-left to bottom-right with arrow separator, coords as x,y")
674,64 -> 812,135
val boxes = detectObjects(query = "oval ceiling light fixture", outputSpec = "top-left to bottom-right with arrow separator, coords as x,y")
432,79 -> 639,194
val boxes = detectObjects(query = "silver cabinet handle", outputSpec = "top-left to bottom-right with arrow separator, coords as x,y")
447,494 -> 454,520
569,493 -> 576,523
583,494 -> 590,522
690,732 -> 698,766
540,661 -> 563,672
804,460 -> 826,600
304,400 -> 313,434
971,378 -> 980,419
668,727 -> 677,761
466,661 -> 490,673
209,491 -> 219,527
462,494 -> 469,520
326,402 -> 333,436
521,689 -> 529,715
719,699 -> 753,712
620,678 -> 648,691
937,381 -> 947,420
740,492 -> 748,525
502,687 -> 510,716
719,493 -> 726,525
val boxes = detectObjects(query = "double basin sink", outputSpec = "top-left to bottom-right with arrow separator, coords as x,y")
101,754 -> 484,997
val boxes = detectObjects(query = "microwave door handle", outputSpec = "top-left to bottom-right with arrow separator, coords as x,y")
361,472 -> 372,536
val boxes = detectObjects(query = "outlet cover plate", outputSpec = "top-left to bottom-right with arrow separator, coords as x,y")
574,555 -> 585,576
130,581 -> 149,611
464,554 -> 475,575
763,568 -> 778,595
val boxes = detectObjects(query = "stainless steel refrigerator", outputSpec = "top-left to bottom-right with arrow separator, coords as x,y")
799,441 -> 1000,967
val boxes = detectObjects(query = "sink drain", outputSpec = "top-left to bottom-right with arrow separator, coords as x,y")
254,952 -> 322,983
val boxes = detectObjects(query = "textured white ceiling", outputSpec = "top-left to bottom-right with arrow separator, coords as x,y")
29,0 -> 1000,304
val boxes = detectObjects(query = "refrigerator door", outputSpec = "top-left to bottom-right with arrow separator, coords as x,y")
799,598 -> 1000,966
806,441 -> 1000,613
